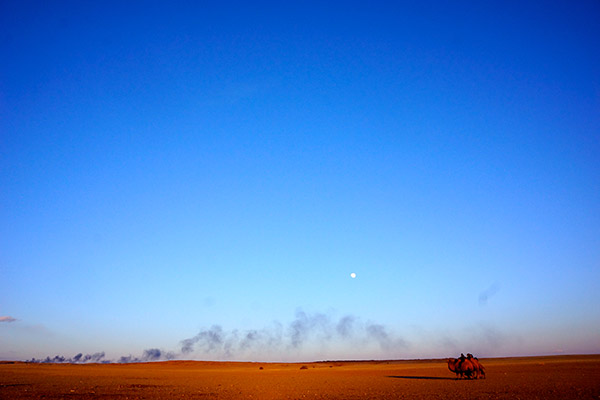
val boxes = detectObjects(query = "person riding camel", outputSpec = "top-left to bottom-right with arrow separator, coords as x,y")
458,353 -> 469,373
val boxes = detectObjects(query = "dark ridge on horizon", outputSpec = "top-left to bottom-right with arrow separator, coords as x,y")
17,353 -> 600,365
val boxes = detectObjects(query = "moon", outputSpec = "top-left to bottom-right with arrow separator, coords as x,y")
350,272 -> 356,278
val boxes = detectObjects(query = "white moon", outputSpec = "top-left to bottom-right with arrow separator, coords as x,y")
350,272 -> 356,278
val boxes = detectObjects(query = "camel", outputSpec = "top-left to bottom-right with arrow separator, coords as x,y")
447,357 -> 476,379
446,358 -> 461,378
467,353 -> 486,379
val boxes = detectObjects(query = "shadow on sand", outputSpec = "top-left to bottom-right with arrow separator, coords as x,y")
387,375 -> 456,381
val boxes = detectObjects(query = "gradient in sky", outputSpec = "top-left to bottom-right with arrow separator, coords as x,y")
1,1 -> 599,362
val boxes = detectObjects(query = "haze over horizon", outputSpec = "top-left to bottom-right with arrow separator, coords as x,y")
1,1 -> 599,362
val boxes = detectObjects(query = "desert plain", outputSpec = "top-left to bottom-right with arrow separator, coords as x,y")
1,355 -> 599,399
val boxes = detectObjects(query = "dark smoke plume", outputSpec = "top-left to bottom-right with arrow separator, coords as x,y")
179,310 -> 408,358
366,324 -> 406,350
336,315 -> 356,338
27,349 -> 176,364
27,352 -> 107,364
118,348 -> 176,363
181,325 -> 225,354
289,311 -> 332,348
479,283 -> 500,305
28,311 -> 407,363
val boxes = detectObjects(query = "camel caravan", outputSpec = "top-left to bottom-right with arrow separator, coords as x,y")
447,353 -> 486,379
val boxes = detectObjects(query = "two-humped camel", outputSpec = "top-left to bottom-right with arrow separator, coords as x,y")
447,353 -> 486,379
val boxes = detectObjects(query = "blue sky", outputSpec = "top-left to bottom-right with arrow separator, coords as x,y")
1,0 -> 599,362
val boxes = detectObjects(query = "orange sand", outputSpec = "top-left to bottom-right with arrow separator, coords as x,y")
1,355 -> 599,399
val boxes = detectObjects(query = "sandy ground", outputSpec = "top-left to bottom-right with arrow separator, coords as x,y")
1,355 -> 599,399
